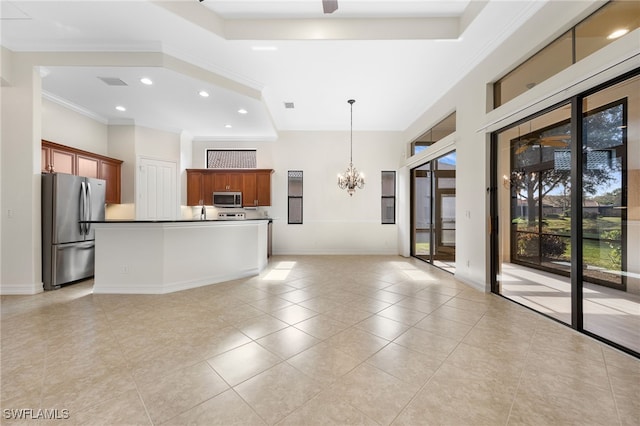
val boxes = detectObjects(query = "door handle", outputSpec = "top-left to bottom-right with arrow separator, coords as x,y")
80,181 -> 86,235
86,182 -> 93,234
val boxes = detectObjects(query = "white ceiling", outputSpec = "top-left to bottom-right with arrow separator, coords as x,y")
0,0 -> 548,140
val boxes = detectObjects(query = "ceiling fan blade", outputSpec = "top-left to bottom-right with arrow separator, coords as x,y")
515,144 -> 528,155
323,0 -> 338,14
540,135 -> 570,143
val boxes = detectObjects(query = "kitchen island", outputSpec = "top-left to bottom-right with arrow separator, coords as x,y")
88,219 -> 270,294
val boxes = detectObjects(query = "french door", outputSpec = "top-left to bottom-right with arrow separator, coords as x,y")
411,151 -> 456,272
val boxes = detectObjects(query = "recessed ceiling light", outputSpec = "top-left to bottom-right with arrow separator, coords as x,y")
238,108 -> 248,114
607,28 -> 629,39
115,105 -> 126,112
140,77 -> 153,85
199,90 -> 210,97
225,124 -> 232,128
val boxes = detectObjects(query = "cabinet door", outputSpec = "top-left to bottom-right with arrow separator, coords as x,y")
242,173 -> 257,206
256,172 -> 272,206
203,173 -> 217,205
77,154 -> 100,178
228,173 -> 243,191
100,160 -> 122,204
41,146 -> 50,172
50,148 -> 75,174
187,171 -> 204,206
212,173 -> 228,192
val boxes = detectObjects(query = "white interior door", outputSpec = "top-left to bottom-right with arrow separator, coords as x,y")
137,158 -> 177,220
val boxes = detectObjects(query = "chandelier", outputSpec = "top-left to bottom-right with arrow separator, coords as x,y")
337,99 -> 365,196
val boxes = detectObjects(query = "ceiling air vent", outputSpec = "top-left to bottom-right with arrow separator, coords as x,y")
284,102 -> 295,109
97,77 -> 128,86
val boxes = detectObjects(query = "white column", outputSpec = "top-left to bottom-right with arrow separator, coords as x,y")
0,52 -> 43,294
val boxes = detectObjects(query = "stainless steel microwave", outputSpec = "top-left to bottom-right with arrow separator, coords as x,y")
213,192 -> 242,208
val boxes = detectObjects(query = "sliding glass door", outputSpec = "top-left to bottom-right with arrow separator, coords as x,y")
492,71 -> 639,356
411,151 -> 456,273
581,77 -> 637,352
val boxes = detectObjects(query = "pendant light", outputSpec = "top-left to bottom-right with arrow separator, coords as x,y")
337,99 -> 365,196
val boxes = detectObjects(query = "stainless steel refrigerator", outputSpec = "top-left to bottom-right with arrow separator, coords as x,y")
42,173 -> 106,290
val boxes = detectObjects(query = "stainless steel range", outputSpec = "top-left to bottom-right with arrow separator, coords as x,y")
218,212 -> 246,220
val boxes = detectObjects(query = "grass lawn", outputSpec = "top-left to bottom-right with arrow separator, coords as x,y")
513,216 -> 622,270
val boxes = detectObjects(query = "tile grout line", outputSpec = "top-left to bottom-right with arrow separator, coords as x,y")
600,346 -> 624,426
503,316 -> 539,426
99,297 -> 156,426
385,293 -> 491,426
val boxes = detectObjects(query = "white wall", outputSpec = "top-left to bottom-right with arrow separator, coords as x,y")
106,125 -> 136,218
41,98 -> 108,155
135,125 -> 181,161
1,54 -> 43,294
179,131 -> 193,207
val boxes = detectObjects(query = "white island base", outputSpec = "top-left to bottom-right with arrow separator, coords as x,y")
92,220 -> 269,294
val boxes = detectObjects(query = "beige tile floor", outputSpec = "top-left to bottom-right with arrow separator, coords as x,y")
1,255 -> 638,425
500,263 -> 640,353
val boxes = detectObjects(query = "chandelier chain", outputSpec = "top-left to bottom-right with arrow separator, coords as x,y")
338,99 -> 364,196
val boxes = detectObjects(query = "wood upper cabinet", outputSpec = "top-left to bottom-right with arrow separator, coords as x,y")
100,159 -> 122,205
41,146 -> 50,174
186,169 -> 273,206
76,154 -> 99,178
41,140 -> 123,204
48,146 -> 76,174
256,171 -> 272,206
213,172 -> 243,192
242,173 -> 257,207
203,173 -> 218,205
242,170 -> 273,206
186,170 -> 204,206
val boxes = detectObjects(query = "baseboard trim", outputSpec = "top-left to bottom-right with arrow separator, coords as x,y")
0,282 -> 44,295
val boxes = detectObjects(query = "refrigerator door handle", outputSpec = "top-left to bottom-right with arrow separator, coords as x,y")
86,182 -> 92,234
80,181 -> 86,235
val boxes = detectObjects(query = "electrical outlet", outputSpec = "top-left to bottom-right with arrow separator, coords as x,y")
122,265 -> 129,274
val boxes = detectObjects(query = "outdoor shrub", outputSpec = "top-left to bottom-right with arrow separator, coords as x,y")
602,229 -> 622,268
541,234 -> 567,259
516,232 -> 567,260
516,233 -> 538,257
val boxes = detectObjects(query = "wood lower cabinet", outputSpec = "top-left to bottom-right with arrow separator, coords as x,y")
42,140 -> 123,204
186,169 -> 273,207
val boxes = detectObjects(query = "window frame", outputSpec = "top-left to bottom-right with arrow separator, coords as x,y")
287,170 -> 303,225
381,170 -> 396,224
